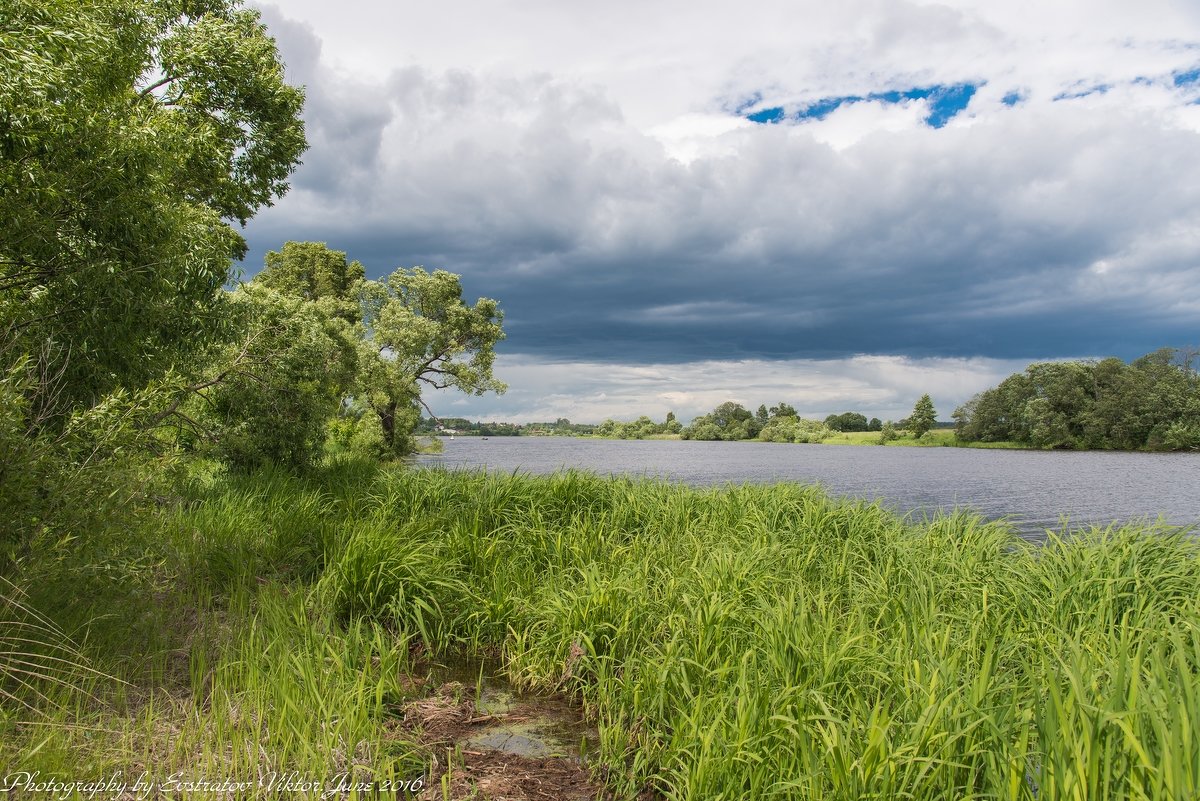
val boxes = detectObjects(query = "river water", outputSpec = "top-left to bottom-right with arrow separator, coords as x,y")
413,437 -> 1200,540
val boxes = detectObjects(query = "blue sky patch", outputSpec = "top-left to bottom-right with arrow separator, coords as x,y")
1001,91 -> 1024,106
746,106 -> 785,123
744,82 -> 979,129
1174,67 -> 1200,87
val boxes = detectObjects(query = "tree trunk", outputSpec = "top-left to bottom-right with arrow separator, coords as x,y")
378,400 -> 397,450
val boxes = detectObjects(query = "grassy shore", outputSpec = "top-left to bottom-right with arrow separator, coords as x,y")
3,460 -> 1198,799
819,429 -> 1027,448
580,429 -> 1026,447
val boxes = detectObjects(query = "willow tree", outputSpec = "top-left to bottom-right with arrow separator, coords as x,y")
1,0 -> 305,546
0,0 -> 306,426
358,268 -> 506,455
243,244 -> 507,459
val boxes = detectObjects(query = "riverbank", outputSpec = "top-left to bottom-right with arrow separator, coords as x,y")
3,460 -> 1198,799
818,429 -> 1026,448
495,430 -> 1028,448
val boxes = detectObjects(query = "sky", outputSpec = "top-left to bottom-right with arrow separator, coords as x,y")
243,0 -> 1200,424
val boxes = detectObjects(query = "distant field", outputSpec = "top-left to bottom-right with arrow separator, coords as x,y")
820,429 -> 1026,448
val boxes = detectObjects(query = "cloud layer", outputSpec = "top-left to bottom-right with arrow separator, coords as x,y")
244,1 -> 1200,419
427,354 -> 1032,424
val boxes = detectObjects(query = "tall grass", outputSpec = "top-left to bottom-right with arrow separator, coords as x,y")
315,468 -> 1200,800
4,460 -> 1198,799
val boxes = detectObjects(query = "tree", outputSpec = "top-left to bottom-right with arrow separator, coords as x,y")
909,395 -> 937,439
683,402 -> 755,440
0,0 -> 306,428
868,417 -> 882,432
953,350 -> 1200,451
0,0 -> 305,543
255,242 -> 365,322
196,285 -> 358,469
358,268 -> 506,455
769,402 -> 797,419
825,412 -> 869,432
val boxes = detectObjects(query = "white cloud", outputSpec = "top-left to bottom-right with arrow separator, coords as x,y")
260,1 -> 1200,130
425,354 -> 1036,424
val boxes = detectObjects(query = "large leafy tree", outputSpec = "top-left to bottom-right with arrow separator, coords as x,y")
239,244 -> 507,458
0,0 -> 306,425
359,268 -> 506,455
196,285 -> 359,470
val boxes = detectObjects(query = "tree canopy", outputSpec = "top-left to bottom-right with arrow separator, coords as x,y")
357,267 -> 506,454
953,350 -> 1200,450
240,244 -> 507,459
908,395 -> 936,439
1,0 -> 308,548
0,0 -> 306,425
825,412 -> 870,432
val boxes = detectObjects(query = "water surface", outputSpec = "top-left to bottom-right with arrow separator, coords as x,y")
415,437 -> 1200,539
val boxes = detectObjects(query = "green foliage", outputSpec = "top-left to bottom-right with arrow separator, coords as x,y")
757,415 -> 835,443
255,241 -> 365,322
0,0 -> 305,426
197,285 -> 359,470
878,420 -> 898,443
755,404 -> 770,426
217,244 -> 509,461
908,394 -> 937,439
824,411 -> 869,432
0,576 -> 111,717
0,0 -> 306,546
596,413 -> 677,439
0,356 -> 175,553
769,401 -> 797,418
682,401 -> 757,440
955,350 -> 1200,450
357,268 -> 506,455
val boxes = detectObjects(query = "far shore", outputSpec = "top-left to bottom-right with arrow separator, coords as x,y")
437,429 -> 1031,449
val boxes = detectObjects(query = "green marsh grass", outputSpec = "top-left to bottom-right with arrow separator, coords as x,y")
314,468 -> 1200,800
3,460 -> 1198,800
821,429 -> 1027,448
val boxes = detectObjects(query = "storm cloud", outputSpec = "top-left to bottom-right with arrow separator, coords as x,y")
244,1 -> 1200,420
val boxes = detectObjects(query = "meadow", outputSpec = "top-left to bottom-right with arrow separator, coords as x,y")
3,459 -> 1198,799
818,429 -> 1026,448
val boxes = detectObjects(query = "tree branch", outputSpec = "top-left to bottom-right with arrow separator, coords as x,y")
138,74 -> 177,97
417,396 -> 441,424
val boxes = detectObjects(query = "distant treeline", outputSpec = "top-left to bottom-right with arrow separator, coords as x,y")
953,348 -> 1200,450
422,399 -> 952,443
678,401 -> 939,442
602,399 -> 945,443
416,417 -> 597,436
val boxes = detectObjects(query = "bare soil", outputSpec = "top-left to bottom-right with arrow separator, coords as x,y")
394,680 -> 606,801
